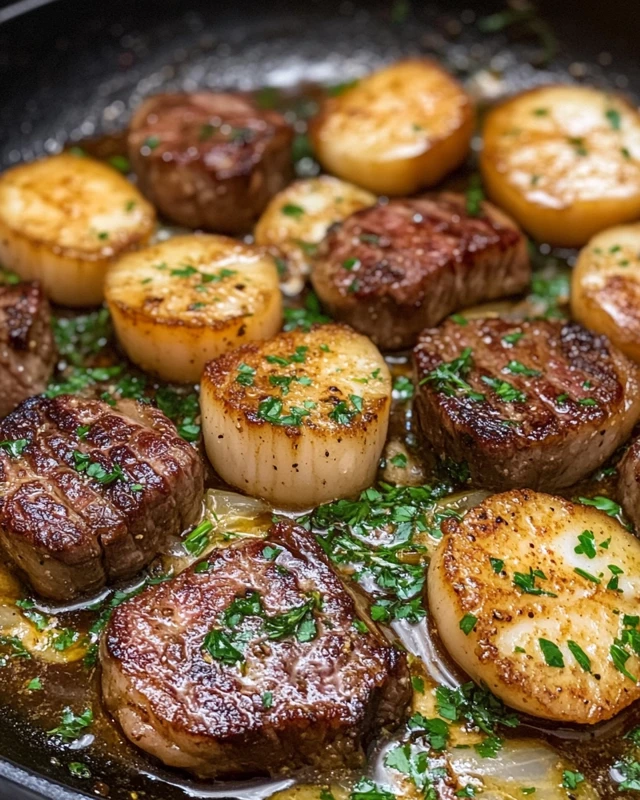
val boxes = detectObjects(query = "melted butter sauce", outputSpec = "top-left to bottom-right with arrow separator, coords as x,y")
0,87 -> 637,800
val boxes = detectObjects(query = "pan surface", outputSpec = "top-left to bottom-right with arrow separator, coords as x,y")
0,1 -> 638,798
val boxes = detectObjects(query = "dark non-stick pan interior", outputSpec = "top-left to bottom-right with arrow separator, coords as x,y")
0,0 -> 638,798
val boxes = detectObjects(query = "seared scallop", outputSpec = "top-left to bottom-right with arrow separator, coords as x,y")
572,224 -> 640,362
481,85 -> 640,246
200,324 -> 391,508
101,520 -> 411,777
413,318 -> 640,491
311,193 -> 530,350
105,234 -> 282,384
0,394 -> 204,601
0,153 -> 155,306
128,92 -> 294,234
254,176 -> 375,276
429,489 -> 640,723
309,59 -> 474,195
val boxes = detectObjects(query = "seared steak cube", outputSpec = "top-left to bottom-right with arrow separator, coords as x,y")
101,521 -> 411,778
413,318 -> 640,491
0,394 -> 203,600
128,92 -> 294,234
311,193 -> 530,350
0,281 -> 55,417
618,438 -> 640,531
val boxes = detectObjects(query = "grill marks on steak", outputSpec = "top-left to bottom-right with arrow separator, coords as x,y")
311,193 -> 530,349
128,92 -> 294,234
0,395 -> 203,600
101,521 -> 411,778
413,318 -> 640,491
0,282 -> 55,417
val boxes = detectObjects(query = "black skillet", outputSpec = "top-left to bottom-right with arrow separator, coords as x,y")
0,0 -> 637,797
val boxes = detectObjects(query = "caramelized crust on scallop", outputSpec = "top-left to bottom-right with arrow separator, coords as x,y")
311,193 -> 530,350
0,153 -> 155,306
413,318 -> 640,491
200,324 -> 391,507
101,520 -> 411,777
429,489 -> 640,723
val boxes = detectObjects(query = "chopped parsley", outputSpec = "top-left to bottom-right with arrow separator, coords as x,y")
281,203 -> 305,218
466,174 -> 484,216
574,530 -> 596,559
309,482 -> 450,624
236,363 -> 256,386
421,347 -> 484,402
266,345 -> 308,366
539,638 -> 564,668
328,394 -> 363,425
490,557 -> 505,574
475,734 -> 503,758
504,360 -> 541,377
606,108 -> 622,130
513,567 -> 557,597
73,452 -> 125,485
567,640 -> 591,673
459,613 -> 478,635
0,439 -> 28,458
349,778 -> 395,800
393,375 -> 415,401
183,520 -> 214,557
48,708 -> 93,742
202,629 -> 244,665
68,762 -> 91,780
561,770 -> 585,790
108,154 -> 130,173
481,376 -> 526,403
257,397 -> 314,427
435,681 -> 519,733
615,757 -> 640,791
283,292 -> 331,331
577,496 -> 625,521
389,453 -> 408,468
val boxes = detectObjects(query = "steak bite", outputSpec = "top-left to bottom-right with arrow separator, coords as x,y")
128,92 -> 294,234
0,394 -> 203,600
617,438 -> 640,532
310,193 -> 530,350
0,282 -> 55,417
100,521 -> 411,778
413,318 -> 640,491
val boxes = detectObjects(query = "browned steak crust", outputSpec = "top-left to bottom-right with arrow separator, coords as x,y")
0,394 -> 203,600
101,521 -> 411,778
413,318 -> 640,491
311,193 -> 530,350
128,92 -> 294,233
618,438 -> 640,531
0,282 -> 55,417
